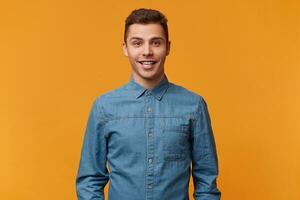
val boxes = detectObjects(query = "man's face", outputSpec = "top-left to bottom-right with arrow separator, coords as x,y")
123,23 -> 170,84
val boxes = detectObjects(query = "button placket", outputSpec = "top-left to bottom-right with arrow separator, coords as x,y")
145,91 -> 154,200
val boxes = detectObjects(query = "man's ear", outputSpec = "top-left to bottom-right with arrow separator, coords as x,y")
122,42 -> 128,57
166,41 -> 171,56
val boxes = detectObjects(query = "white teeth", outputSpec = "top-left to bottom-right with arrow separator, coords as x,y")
140,61 -> 155,65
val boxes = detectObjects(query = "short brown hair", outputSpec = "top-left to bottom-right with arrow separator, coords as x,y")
124,8 -> 169,44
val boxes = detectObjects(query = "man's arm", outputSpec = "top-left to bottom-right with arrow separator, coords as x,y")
76,98 -> 109,200
191,96 -> 221,200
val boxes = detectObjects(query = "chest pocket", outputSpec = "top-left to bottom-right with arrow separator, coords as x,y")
163,118 -> 191,161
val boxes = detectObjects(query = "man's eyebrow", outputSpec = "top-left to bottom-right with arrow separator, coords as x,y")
129,37 -> 143,41
150,37 -> 165,41
129,37 -> 165,41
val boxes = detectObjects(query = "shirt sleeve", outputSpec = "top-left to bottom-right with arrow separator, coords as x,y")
76,97 -> 109,200
191,96 -> 221,200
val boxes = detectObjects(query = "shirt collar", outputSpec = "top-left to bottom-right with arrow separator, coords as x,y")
127,74 -> 170,101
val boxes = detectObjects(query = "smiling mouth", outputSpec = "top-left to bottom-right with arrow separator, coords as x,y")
138,61 -> 157,66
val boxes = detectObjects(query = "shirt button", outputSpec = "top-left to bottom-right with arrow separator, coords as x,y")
148,185 -> 153,189
148,158 -> 153,164
147,107 -> 151,112
148,129 -> 153,136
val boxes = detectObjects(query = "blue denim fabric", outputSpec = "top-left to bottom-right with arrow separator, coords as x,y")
76,74 -> 221,200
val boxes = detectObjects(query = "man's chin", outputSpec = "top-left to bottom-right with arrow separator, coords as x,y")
140,75 -> 156,80
140,72 -> 164,81
132,68 -> 164,82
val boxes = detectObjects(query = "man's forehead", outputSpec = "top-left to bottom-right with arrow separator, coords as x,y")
127,23 -> 166,40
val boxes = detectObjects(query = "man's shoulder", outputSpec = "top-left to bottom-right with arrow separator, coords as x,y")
93,82 -> 132,103
168,82 -> 204,101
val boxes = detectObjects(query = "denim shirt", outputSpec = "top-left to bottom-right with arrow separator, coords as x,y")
76,74 -> 221,200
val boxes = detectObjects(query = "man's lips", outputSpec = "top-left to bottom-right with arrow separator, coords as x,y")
138,60 -> 157,65
137,60 -> 158,69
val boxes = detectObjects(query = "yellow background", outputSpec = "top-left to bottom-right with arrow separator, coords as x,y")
1,0 -> 299,199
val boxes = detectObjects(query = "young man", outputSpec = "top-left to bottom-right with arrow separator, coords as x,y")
76,8 -> 221,200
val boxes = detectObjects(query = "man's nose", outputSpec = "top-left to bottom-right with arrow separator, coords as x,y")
142,43 -> 153,56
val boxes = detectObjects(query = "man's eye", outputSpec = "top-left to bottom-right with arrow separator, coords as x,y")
152,41 -> 161,46
132,42 -> 142,46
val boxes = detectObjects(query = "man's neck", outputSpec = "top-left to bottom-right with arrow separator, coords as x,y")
132,73 -> 165,89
